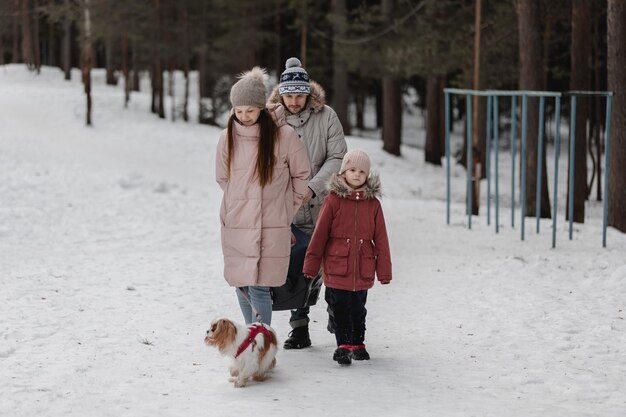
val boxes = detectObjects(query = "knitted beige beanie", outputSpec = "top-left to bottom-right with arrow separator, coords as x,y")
230,66 -> 268,108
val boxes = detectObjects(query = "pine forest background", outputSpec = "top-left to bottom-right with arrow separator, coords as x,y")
1,0 -> 625,233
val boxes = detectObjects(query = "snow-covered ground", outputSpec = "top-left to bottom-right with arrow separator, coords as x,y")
1,65 -> 625,417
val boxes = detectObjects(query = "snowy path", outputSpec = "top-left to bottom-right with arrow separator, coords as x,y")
1,66 -> 625,417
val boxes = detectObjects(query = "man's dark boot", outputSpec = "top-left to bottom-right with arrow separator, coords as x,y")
283,326 -> 311,349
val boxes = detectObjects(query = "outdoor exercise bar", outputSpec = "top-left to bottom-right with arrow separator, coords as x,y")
443,88 -> 612,248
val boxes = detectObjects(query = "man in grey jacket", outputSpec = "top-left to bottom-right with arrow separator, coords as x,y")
269,57 -> 347,349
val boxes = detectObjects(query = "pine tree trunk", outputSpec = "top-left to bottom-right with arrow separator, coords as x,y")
197,49 -> 206,123
13,0 -> 21,63
331,0 -> 351,135
476,97 -> 487,177
169,66 -> 175,121
300,21 -> 307,67
197,0 -> 207,124
122,36 -> 130,107
181,1 -> 190,122
151,63 -> 157,114
515,0 -> 551,219
382,77 -> 402,156
607,0 -> 626,232
157,64 -> 164,119
274,0 -> 281,75
151,58 -> 165,118
32,0 -> 40,72
471,0 -> 482,213
375,84 -> 382,128
593,15 -> 603,201
131,44 -> 139,92
355,92 -> 365,130
105,33 -> 117,85
47,0 -> 56,66
425,74 -> 445,165
62,0 -> 70,80
567,0 -> 592,223
381,0 -> 401,156
83,0 -> 92,126
183,67 -> 189,122
155,0 -> 164,119
21,0 -> 33,68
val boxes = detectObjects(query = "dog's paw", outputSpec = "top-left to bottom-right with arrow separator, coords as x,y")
233,379 -> 247,388
252,373 -> 267,382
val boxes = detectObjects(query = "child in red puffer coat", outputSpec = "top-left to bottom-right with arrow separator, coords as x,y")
303,149 -> 392,365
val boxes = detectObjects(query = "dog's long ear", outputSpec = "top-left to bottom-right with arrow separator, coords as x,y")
215,319 -> 234,334
223,320 -> 237,344
213,319 -> 237,352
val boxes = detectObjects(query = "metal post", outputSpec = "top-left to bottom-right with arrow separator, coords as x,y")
445,91 -> 451,225
510,96 -> 517,228
602,95 -> 613,247
486,95 -> 492,225
552,97 -> 561,248
536,96 -> 546,233
466,94 -> 473,229
568,96 -> 577,240
494,96 -> 500,233
520,95 -> 528,241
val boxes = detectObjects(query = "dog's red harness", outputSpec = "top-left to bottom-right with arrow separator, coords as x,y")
235,324 -> 272,358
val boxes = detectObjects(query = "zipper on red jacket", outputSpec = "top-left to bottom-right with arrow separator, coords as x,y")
353,192 -> 359,291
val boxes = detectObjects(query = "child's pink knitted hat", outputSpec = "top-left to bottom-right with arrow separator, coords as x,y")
339,149 -> 371,176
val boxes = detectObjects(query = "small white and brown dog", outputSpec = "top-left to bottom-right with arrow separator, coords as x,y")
204,318 -> 278,388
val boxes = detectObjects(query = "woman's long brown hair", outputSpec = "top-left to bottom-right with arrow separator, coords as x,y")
226,109 -> 278,187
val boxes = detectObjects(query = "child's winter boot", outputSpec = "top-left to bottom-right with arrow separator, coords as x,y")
333,345 -> 352,365
350,344 -> 370,361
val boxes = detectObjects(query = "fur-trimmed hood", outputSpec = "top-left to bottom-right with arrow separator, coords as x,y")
268,80 -> 326,113
327,172 -> 382,200
303,171 -> 392,290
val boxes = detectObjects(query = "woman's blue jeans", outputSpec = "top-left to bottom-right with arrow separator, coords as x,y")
236,286 -> 273,326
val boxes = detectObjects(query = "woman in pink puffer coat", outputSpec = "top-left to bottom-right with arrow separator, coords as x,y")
216,67 -> 311,326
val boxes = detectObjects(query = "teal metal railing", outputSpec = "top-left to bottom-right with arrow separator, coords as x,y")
443,88 -> 613,248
